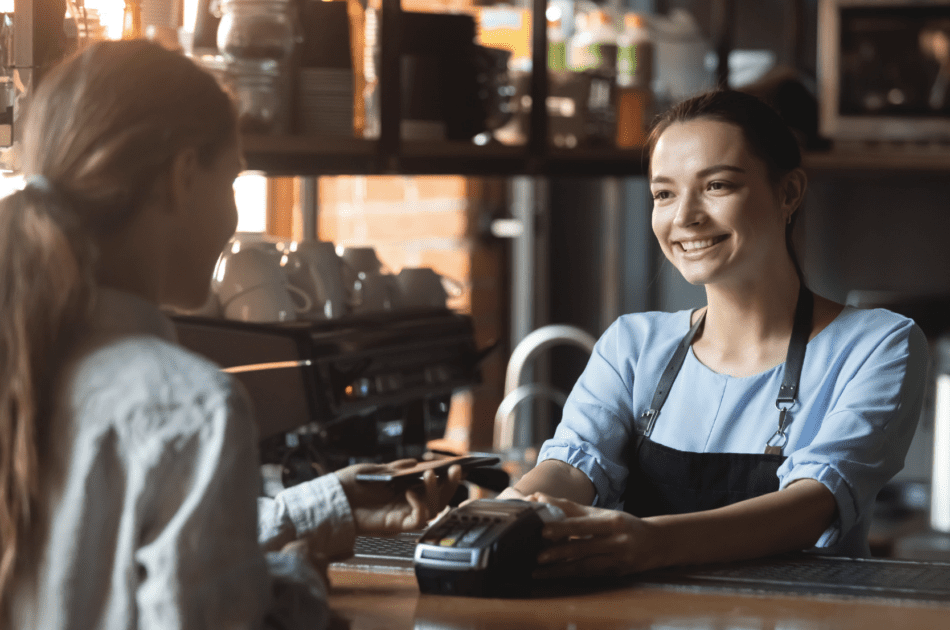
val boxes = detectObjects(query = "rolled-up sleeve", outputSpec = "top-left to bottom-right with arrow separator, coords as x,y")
538,320 -> 637,508
778,320 -> 929,549
258,473 -> 355,560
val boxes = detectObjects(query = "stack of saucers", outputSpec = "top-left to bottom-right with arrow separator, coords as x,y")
297,67 -> 354,136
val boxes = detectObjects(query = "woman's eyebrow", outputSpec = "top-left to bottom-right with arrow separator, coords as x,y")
696,164 -> 746,177
651,164 -> 747,185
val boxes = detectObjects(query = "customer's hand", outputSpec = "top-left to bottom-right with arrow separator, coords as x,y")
335,459 -> 463,533
525,492 -> 659,578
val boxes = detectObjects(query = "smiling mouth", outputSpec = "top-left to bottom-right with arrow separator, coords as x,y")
677,235 -> 728,252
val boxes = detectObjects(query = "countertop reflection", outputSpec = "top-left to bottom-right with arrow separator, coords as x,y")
328,567 -> 950,630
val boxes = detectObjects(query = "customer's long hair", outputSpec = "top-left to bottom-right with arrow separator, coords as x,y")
0,40 -> 237,617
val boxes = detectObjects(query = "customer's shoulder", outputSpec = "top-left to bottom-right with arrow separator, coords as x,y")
70,333 -> 239,411
63,334 -> 253,443
88,333 -> 224,381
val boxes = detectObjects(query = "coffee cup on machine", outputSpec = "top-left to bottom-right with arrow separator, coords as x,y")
338,246 -> 385,279
280,239 -> 349,320
350,270 -> 401,314
396,267 -> 462,309
213,247 -> 312,323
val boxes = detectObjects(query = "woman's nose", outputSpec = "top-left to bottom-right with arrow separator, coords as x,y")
672,193 -> 705,228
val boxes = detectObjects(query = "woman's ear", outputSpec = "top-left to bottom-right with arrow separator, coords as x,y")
780,167 -> 808,220
165,147 -> 201,216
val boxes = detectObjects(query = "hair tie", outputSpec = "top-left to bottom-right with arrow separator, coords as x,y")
25,174 -> 57,196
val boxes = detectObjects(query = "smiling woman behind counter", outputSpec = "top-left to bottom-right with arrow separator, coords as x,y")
501,90 -> 929,577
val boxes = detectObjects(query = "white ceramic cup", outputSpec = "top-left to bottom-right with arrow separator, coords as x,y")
227,232 -> 283,258
350,271 -> 401,314
213,248 -> 312,322
222,284 -> 312,322
175,283 -> 223,318
281,240 -> 349,320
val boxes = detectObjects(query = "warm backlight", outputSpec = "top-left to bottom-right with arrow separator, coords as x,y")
73,0 -> 125,40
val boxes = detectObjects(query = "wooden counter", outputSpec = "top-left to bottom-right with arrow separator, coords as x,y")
327,567 -> 950,630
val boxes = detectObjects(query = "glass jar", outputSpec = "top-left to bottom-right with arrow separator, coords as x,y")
216,0 -> 296,62
227,59 -> 288,133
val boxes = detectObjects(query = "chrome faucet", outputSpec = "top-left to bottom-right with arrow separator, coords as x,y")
493,324 -> 597,453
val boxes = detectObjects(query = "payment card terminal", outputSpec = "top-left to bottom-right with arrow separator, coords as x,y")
413,499 -> 565,597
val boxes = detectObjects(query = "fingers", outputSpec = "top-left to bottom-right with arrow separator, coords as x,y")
525,493 -> 591,519
542,512 -> 628,540
440,464 -> 463,503
402,487 -> 427,530
537,531 -> 630,564
447,464 -> 463,486
496,487 -> 528,501
422,468 -> 440,516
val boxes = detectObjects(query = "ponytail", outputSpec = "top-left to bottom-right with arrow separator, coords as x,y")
0,184 -> 94,616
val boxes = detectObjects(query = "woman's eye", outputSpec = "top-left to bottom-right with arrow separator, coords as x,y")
652,190 -> 671,200
707,181 -> 731,191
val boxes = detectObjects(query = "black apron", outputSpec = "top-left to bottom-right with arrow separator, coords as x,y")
622,287 -> 813,518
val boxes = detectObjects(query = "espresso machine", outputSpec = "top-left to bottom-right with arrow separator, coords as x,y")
172,308 -> 489,484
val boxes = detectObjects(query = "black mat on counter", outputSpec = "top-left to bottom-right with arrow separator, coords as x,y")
332,534 -> 419,573
335,536 -> 950,603
638,554 -> 950,603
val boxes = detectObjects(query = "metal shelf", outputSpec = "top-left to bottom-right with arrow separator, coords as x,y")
242,135 -> 649,177
804,149 -> 950,173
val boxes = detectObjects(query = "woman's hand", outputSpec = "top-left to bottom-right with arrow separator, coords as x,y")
526,492 -> 659,578
495,486 -> 528,501
335,460 -> 463,533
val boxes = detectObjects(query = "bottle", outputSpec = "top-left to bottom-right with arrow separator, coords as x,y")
216,0 -> 297,62
548,16 -> 566,71
568,9 -> 618,78
122,0 -> 143,40
615,12 -> 653,148
617,12 -> 652,89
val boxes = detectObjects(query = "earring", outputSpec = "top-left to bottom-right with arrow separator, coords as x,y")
787,215 -> 793,225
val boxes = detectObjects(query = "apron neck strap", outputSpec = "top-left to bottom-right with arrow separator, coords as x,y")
776,286 -> 814,408
636,308 -> 707,435
636,285 -> 814,438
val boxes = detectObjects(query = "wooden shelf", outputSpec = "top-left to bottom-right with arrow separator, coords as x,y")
242,134 -> 378,176
241,134 -> 649,177
804,149 -> 950,172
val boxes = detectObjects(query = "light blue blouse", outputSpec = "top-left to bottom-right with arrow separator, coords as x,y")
538,306 -> 929,557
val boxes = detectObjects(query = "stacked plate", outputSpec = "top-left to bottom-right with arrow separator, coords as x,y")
297,68 -> 354,136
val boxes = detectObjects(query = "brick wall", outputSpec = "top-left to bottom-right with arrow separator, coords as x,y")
317,175 -> 507,452
268,0 -> 509,453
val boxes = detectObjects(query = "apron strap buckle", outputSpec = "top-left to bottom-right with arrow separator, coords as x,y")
636,409 -> 660,437
765,423 -> 789,455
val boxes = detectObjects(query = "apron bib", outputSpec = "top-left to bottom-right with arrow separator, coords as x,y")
622,287 -> 813,518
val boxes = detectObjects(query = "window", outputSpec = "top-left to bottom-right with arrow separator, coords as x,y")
234,172 -> 268,232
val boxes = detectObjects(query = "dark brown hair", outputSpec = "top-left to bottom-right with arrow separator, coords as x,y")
0,39 -> 237,617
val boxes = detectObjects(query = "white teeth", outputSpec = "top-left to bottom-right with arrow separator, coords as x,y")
679,238 -> 721,252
